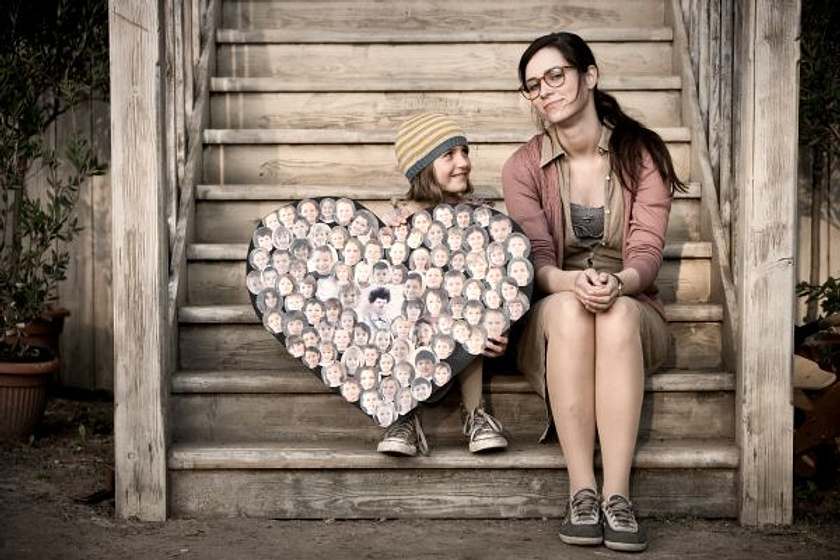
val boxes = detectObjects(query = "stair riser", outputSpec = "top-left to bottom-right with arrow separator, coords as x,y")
179,323 -> 722,371
170,468 -> 736,518
187,257 -> 711,305
203,143 -> 690,192
216,43 -> 672,83
171,390 -> 735,443
222,0 -> 666,31
211,91 -> 682,130
193,197 -> 700,244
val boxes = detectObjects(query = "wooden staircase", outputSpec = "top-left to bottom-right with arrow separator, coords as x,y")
168,0 -> 737,518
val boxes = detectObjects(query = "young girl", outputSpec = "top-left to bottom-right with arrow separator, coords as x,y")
502,32 -> 684,552
376,113 -> 509,457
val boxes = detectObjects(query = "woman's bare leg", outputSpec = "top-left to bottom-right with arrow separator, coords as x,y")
544,292 -> 598,493
594,298 -> 645,498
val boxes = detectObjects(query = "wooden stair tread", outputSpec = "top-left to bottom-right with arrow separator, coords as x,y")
169,438 -> 738,470
187,240 -> 710,261
172,368 -> 734,394
195,181 -> 701,201
203,127 -> 691,144
211,75 -> 682,93
217,27 -> 674,44
178,302 -> 723,323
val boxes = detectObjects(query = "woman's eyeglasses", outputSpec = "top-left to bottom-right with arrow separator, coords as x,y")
519,65 -> 577,100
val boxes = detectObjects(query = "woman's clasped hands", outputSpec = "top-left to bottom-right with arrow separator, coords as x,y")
574,268 -> 621,313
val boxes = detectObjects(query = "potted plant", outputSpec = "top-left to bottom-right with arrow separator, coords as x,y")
0,0 -> 108,440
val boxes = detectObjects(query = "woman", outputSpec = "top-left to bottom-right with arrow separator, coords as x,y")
376,113 -> 509,457
502,32 -> 684,552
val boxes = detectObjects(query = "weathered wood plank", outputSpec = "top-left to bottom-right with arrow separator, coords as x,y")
216,43 -> 673,81
211,75 -> 683,93
171,390 -> 734,442
110,0 -> 168,522
217,28 -> 675,44
194,181 -> 701,200
221,0 -> 667,31
204,126 -> 691,144
186,252 -> 710,305
179,322 -> 721,370
210,90 -> 682,130
170,466 -> 736,518
202,144 -> 691,187
733,0 -> 797,526
171,368 -> 735,395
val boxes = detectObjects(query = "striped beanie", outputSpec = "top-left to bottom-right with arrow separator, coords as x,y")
395,113 -> 468,180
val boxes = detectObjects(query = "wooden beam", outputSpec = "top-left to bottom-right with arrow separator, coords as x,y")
109,0 -> 169,521
734,0 -> 799,526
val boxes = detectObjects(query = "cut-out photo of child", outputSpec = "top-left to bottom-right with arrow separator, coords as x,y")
488,213 -> 513,243
253,226 -> 274,250
272,225 -> 292,251
505,232 -> 531,259
341,378 -> 361,402
335,198 -> 356,226
433,362 -> 452,387
297,198 -> 320,225
319,198 -> 336,224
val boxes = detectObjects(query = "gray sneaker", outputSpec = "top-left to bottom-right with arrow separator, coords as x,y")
463,406 -> 508,453
602,494 -> 647,552
376,411 -> 428,456
559,488 -> 603,546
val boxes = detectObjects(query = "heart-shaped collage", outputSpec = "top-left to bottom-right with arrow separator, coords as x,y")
246,197 -> 533,427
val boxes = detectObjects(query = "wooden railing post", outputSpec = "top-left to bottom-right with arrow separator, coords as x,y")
734,0 -> 799,526
110,0 -> 169,521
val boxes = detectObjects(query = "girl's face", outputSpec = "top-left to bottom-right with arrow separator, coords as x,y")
437,315 -> 453,334
484,290 -> 501,309
394,318 -> 411,339
465,282 -> 482,300
508,236 -> 528,258
330,229 -> 347,248
252,250 -> 269,270
511,262 -> 530,286
345,352 -> 361,370
432,249 -> 449,268
412,212 -> 432,233
425,224 -> 445,247
486,267 -> 503,288
320,200 -> 336,220
326,305 -> 341,323
313,251 -> 333,275
465,306 -> 483,326
340,313 -> 355,331
326,365 -> 343,384
266,313 -> 283,333
425,292 -> 442,316
375,331 -> 391,352
396,367 -> 412,387
343,242 -> 361,266
426,268 -> 443,289
299,201 -> 319,224
264,291 -> 279,309
484,313 -> 506,339
489,246 -> 507,266
349,214 -> 370,236
360,369 -> 377,390
469,258 -> 488,279
432,145 -> 471,196
502,282 -> 519,301
450,252 -> 466,270
392,342 -> 410,363
389,243 -> 407,264
381,379 -> 397,400
405,304 -> 422,322
456,211 -> 471,228
364,244 -> 382,263
334,329 -> 350,349
394,223 -> 409,241
379,353 -> 395,373
467,231 -> 485,251
321,344 -> 335,364
411,249 -> 430,271
398,389 -> 413,410
336,201 -> 355,225
272,252 -> 291,273
508,301 -> 525,320
364,348 -> 379,367
354,327 -> 370,346
292,220 -> 309,239
300,281 -> 315,298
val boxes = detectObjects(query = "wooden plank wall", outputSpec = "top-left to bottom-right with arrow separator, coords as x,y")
44,102 -> 114,392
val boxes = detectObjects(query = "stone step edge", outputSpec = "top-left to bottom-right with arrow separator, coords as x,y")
203,127 -> 690,145
195,181 -> 701,201
216,27 -> 674,44
188,240 -> 711,261
171,369 -> 734,395
179,303 -> 722,324
168,438 -> 738,470
211,75 -> 682,93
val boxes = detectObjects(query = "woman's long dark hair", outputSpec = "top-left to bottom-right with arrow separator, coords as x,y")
518,32 -> 686,194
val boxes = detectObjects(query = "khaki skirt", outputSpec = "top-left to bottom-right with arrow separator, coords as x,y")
514,293 -> 672,441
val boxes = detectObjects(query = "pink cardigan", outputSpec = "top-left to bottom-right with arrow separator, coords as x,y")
501,132 -> 672,319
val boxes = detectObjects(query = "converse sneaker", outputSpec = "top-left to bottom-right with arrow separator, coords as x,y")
462,406 -> 508,453
559,487 -> 603,546
376,411 -> 428,456
601,494 -> 647,552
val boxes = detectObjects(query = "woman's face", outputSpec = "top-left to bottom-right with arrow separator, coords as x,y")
524,46 -> 595,126
432,145 -> 471,196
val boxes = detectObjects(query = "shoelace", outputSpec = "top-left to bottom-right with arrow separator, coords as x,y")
463,407 -> 504,440
603,495 -> 638,531
383,412 -> 429,455
570,489 -> 600,524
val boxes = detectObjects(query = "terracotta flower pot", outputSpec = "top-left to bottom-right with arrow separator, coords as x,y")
0,358 -> 59,441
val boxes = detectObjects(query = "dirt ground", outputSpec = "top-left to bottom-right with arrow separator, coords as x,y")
2,392 -> 840,560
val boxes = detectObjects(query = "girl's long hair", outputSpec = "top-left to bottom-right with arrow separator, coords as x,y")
518,32 -> 686,194
407,157 -> 476,203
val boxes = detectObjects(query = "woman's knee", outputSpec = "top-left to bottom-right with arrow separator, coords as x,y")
542,293 -> 592,334
595,298 -> 642,343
